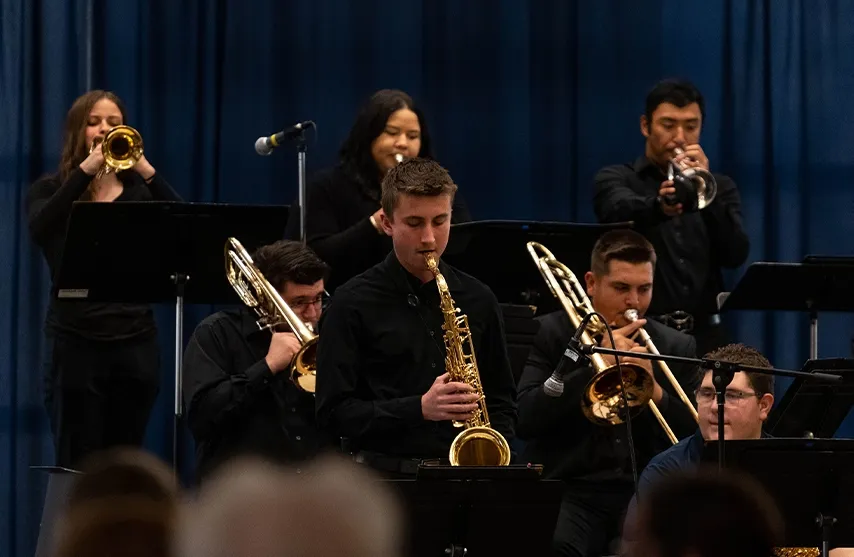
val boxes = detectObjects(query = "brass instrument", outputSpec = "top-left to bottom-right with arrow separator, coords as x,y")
425,252 -> 511,466
225,237 -> 318,393
666,146 -> 717,210
89,125 -> 144,180
624,309 -> 699,424
527,242 -> 680,441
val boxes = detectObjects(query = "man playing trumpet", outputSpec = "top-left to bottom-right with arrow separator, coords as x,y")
517,230 -> 700,557
593,78 -> 750,358
183,240 -> 330,482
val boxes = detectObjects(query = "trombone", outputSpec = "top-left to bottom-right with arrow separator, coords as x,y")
225,237 -> 318,393
624,309 -> 699,424
526,241 -> 696,444
89,125 -> 144,180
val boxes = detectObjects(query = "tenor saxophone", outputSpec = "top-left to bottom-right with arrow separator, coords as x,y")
425,252 -> 511,466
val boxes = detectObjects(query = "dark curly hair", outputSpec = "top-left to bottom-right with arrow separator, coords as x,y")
703,343 -> 774,395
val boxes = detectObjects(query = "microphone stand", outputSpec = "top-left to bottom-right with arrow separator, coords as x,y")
574,343 -> 842,471
295,129 -> 307,244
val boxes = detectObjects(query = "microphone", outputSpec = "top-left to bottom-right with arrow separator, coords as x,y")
407,294 -> 420,308
543,314 -> 593,397
255,121 -> 315,155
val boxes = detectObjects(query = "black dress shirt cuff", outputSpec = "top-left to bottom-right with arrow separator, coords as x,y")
400,394 -> 424,425
246,359 -> 275,392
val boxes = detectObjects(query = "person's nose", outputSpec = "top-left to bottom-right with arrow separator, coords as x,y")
626,289 -> 639,308
421,225 -> 436,246
394,133 -> 409,151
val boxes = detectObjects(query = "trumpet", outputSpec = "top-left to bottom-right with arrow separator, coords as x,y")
624,309 -> 699,424
89,125 -> 144,180
666,146 -> 717,211
225,237 -> 318,393
527,241 -> 682,443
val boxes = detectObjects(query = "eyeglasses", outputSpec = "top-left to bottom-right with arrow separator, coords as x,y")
288,293 -> 328,310
694,387 -> 760,406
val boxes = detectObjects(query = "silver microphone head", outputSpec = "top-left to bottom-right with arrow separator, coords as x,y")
624,309 -> 639,322
543,375 -> 565,398
255,137 -> 273,156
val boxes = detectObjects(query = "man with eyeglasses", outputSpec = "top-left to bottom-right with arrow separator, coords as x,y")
183,240 -> 331,482
620,342 -> 774,555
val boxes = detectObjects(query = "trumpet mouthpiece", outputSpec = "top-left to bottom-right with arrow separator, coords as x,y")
624,309 -> 639,322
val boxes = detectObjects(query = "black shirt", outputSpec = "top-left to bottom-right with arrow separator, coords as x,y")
26,167 -> 183,340
315,251 -> 517,460
593,157 -> 750,316
288,165 -> 472,292
517,310 -> 700,485
182,307 -> 324,480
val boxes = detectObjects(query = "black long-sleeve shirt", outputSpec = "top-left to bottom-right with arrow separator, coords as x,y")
594,157 -> 750,316
183,308 -> 325,480
287,165 -> 472,292
315,251 -> 517,460
26,167 -> 183,340
517,310 -> 699,484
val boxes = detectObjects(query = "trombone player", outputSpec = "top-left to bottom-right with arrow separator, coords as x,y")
517,230 -> 700,557
593,78 -> 749,357
183,240 -> 330,482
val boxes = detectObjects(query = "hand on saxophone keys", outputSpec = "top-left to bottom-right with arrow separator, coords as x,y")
421,372 -> 480,422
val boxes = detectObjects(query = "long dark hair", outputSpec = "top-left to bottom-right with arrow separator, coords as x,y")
338,89 -> 433,188
58,90 -> 127,183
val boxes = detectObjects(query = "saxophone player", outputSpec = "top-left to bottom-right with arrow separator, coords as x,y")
183,240 -> 330,482
315,157 -> 517,477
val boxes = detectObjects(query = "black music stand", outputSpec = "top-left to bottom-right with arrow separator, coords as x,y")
443,220 -> 631,311
767,358 -> 854,438
387,465 -> 563,557
718,259 -> 854,359
54,201 -> 288,470
701,439 -> 854,557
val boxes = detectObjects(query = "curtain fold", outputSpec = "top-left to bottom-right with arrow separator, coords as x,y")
3,1 -> 853,555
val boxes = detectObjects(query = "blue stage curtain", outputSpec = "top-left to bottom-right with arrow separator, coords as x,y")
3,1 -> 853,555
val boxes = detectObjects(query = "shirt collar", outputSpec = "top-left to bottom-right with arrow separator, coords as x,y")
632,156 -> 668,179
381,250 -> 463,294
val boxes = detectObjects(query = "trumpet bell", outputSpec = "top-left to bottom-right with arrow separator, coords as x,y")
581,362 -> 655,425
676,167 -> 717,210
291,339 -> 318,393
102,125 -> 144,172
449,426 -> 512,466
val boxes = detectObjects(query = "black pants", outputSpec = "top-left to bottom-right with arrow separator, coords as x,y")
552,484 -> 633,557
43,331 -> 160,469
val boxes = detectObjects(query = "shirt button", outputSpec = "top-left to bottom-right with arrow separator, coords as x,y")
679,258 -> 685,264
295,435 -> 302,441
615,438 -> 621,444
432,363 -> 437,368
429,331 -> 434,337
291,407 -> 297,413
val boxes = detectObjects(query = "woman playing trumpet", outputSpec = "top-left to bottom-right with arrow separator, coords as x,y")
286,88 -> 471,292
26,90 -> 182,468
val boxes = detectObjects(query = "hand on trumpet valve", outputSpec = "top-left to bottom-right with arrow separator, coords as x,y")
80,140 -> 106,177
672,144 -> 710,171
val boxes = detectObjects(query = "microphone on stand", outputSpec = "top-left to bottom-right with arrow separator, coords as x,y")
543,314 -> 594,397
255,121 -> 315,156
